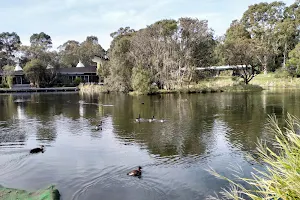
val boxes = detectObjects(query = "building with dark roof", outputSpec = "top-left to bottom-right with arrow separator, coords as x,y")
0,61 -> 99,86
57,65 -> 99,83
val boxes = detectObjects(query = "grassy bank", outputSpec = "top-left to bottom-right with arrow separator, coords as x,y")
80,77 -> 265,96
251,73 -> 300,89
82,73 -> 300,95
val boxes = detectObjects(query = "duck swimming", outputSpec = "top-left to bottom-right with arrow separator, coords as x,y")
127,166 -> 142,176
95,121 -> 103,130
30,145 -> 44,154
135,114 -> 141,123
149,116 -> 155,122
158,119 -> 166,123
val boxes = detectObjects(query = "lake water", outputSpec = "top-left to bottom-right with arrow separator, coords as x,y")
0,90 -> 298,200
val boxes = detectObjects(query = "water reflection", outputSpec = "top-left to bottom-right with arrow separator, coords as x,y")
0,90 -> 299,199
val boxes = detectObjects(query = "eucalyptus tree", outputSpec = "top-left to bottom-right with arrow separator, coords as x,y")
241,1 -> 286,73
106,28 -> 135,92
0,32 -> 21,67
222,20 -> 259,84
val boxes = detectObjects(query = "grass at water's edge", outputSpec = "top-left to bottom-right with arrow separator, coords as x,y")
252,73 -> 300,88
207,113 -> 300,199
78,84 -> 110,94
79,74 -> 300,95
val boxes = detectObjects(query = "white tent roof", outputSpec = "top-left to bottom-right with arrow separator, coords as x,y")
76,60 -> 85,68
14,63 -> 23,71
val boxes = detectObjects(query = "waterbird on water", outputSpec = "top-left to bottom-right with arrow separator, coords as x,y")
158,119 -> 166,123
95,121 -> 103,130
135,114 -> 141,122
127,166 -> 142,176
30,145 -> 45,154
149,116 -> 155,122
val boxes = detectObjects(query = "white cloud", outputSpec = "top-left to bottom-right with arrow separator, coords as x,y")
0,0 -> 296,50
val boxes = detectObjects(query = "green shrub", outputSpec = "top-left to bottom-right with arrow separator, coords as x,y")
131,67 -> 152,94
220,70 -> 233,76
274,68 -> 291,78
6,76 -> 13,89
73,77 -> 83,86
231,76 -> 240,82
0,83 -> 9,88
209,113 -> 300,199
23,59 -> 46,88
2,65 -> 15,89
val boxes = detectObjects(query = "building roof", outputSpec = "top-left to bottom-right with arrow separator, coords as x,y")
0,65 -> 97,76
57,66 -> 97,74
76,60 -> 85,68
14,64 -> 23,71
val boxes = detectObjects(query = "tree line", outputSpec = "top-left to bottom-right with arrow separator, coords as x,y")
1,1 -> 300,91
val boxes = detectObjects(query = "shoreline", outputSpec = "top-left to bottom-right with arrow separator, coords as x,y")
0,87 -> 79,93
3,74 -> 300,94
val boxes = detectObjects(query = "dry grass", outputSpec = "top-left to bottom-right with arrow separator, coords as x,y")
78,83 -> 109,94
252,74 -> 300,89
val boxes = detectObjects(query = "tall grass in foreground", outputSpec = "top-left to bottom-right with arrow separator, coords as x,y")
208,114 -> 300,200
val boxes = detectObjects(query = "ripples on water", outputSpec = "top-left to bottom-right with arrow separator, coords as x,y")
0,91 -> 296,199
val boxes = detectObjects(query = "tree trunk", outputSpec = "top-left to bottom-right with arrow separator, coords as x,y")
283,42 -> 287,69
263,65 -> 268,75
263,55 -> 268,75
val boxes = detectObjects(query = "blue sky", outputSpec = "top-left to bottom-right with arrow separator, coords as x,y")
1,0 -> 295,50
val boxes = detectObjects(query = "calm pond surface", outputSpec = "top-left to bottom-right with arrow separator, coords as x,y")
0,90 -> 299,200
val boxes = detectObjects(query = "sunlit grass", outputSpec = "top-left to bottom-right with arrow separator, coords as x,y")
78,83 -> 109,94
223,84 -> 263,92
208,113 -> 300,199
252,74 -> 300,89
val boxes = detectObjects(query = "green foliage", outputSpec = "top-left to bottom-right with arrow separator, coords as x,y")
0,32 -> 21,67
30,32 -> 52,50
2,1 -> 300,92
219,70 -> 233,76
106,34 -> 133,92
222,36 -> 258,84
274,68 -> 291,78
96,60 -> 110,78
131,67 -> 152,94
58,36 -> 105,68
226,20 -> 250,41
240,1 -> 292,74
209,113 -> 300,199
58,40 -> 80,67
2,65 -> 15,88
0,82 -> 9,88
23,59 -> 46,88
287,43 -> 300,68
73,77 -> 82,86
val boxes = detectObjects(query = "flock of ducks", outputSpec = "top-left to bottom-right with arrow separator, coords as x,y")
29,144 -> 142,177
29,117 -> 143,177
29,146 -> 142,176
135,114 -> 166,123
28,101 -> 167,177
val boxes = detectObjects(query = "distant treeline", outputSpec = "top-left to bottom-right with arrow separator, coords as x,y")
1,1 -> 300,92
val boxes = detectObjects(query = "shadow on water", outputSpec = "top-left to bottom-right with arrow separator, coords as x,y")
0,90 -> 300,199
